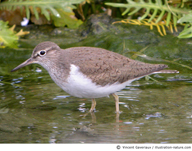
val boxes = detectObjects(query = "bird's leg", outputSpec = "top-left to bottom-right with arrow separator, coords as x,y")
82,99 -> 96,119
89,98 -> 96,112
112,93 -> 119,113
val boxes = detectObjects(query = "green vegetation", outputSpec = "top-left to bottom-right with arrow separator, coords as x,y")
0,0 -> 85,48
0,0 -> 84,26
0,0 -> 192,48
106,0 -> 192,38
0,21 -> 29,48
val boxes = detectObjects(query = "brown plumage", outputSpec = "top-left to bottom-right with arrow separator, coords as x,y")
62,47 -> 169,86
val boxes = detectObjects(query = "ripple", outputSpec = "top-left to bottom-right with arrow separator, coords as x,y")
53,95 -> 70,100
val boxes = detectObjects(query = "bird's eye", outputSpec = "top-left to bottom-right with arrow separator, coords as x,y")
39,50 -> 46,56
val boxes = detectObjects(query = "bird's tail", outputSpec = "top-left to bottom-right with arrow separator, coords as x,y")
154,70 -> 179,74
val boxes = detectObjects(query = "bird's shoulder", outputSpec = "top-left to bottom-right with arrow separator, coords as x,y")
64,47 -> 131,67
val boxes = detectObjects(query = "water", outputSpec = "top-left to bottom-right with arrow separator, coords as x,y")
0,24 -> 192,143
1,75 -> 192,143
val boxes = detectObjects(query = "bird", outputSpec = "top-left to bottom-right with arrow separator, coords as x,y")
11,41 -> 178,113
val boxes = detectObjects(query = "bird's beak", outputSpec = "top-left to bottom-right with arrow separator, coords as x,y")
11,58 -> 34,72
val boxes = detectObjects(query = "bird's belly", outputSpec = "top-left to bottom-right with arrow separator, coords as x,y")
50,64 -> 134,98
59,79 -> 132,98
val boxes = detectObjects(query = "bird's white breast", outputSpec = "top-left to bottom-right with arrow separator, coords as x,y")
51,64 -> 134,98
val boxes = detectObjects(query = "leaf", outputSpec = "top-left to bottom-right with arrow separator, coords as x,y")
0,21 -> 18,48
177,13 -> 192,23
106,0 -> 192,38
51,8 -> 83,28
166,12 -> 171,26
178,24 -> 192,38
156,10 -> 165,23
0,21 -> 29,48
16,29 -> 30,36
0,0 -> 85,21
106,0 -> 191,26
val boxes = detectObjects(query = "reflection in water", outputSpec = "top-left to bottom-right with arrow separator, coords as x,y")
81,102 -> 120,123
61,111 -> 122,143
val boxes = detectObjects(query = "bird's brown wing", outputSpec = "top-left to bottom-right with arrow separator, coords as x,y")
65,47 -> 168,86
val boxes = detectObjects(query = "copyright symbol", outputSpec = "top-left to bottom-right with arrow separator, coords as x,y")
117,145 -> 121,149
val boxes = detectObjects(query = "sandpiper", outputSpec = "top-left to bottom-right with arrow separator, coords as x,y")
11,41 -> 178,113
